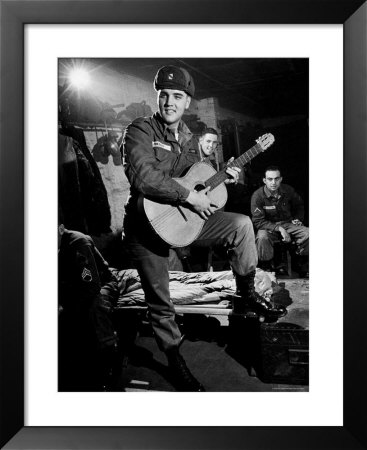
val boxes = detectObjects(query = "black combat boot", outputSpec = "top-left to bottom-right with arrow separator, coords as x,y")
166,348 -> 205,392
257,259 -> 275,272
235,270 -> 287,320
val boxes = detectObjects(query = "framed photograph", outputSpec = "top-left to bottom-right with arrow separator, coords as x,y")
1,0 -> 366,448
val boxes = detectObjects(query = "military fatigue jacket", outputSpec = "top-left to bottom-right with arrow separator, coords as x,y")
251,184 -> 305,232
123,112 -> 201,206
59,229 -> 118,309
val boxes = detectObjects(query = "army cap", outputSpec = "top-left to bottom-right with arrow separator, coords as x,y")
154,65 -> 195,97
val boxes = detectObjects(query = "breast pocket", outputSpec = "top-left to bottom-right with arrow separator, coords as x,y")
264,206 -> 277,216
185,147 -> 200,164
153,146 -> 174,162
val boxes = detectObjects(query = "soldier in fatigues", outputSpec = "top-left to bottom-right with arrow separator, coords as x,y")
58,224 -> 119,391
122,65 -> 286,392
251,166 -> 309,277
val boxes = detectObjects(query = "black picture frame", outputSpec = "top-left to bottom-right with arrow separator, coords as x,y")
1,1 -> 366,448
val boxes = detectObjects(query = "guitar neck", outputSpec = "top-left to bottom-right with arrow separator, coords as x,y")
205,143 -> 263,190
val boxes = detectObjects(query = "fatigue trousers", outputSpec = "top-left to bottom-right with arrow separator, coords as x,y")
125,211 -> 257,352
256,222 -> 309,261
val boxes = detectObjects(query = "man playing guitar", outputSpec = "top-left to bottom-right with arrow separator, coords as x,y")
122,65 -> 286,392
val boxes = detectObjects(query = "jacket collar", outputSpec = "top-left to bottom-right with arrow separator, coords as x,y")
152,112 -> 193,145
264,185 -> 284,198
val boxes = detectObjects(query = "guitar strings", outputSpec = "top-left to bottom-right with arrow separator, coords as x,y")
149,142 -> 265,228
207,144 -> 260,188
150,206 -> 182,228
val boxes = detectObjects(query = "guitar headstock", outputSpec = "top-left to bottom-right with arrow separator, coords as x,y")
256,133 -> 275,151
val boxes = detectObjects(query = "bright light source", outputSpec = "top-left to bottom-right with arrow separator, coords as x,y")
68,68 -> 90,90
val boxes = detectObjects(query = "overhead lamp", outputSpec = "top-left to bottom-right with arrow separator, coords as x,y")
68,68 -> 91,90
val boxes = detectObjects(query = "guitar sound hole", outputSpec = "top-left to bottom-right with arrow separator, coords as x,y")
195,183 -> 206,192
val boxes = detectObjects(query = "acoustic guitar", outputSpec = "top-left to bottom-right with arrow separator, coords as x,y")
141,133 -> 275,247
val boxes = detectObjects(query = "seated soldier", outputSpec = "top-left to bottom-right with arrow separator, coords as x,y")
250,166 -> 309,277
170,127 -> 237,272
198,127 -> 219,162
58,221 -> 119,391
198,127 -> 238,182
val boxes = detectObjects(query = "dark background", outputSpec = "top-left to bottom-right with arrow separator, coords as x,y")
61,57 -> 309,224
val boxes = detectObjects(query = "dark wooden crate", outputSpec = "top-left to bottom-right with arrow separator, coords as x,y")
259,322 -> 309,385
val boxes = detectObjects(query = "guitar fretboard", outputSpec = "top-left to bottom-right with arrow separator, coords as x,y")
205,143 -> 263,190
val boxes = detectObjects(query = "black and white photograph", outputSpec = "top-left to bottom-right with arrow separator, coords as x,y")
2,0 -> 367,447
58,57 -> 309,393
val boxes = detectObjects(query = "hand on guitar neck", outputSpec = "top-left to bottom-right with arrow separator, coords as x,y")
224,157 -> 241,185
185,186 -> 218,220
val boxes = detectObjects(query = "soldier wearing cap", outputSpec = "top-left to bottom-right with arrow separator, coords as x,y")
122,65 -> 286,392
